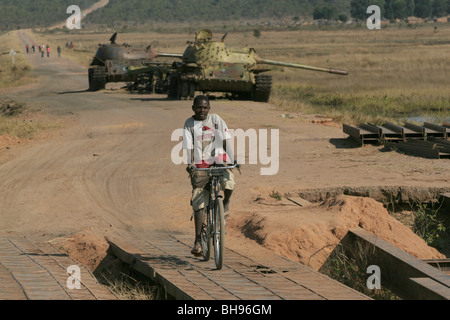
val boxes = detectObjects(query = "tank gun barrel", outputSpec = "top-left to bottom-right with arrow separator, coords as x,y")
127,62 -> 172,76
256,58 -> 348,75
155,52 -> 183,59
126,65 -> 152,76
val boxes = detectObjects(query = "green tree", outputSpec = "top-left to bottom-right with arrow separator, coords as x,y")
414,0 -> 433,18
313,5 -> 336,20
432,0 -> 448,17
385,0 -> 394,19
406,0 -> 415,16
350,0 -> 370,20
392,0 -> 408,19
351,0 -> 385,20
322,6 -> 336,20
338,13 -> 349,22
313,6 -> 324,19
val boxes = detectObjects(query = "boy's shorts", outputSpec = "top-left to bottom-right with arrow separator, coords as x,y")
189,169 -> 235,211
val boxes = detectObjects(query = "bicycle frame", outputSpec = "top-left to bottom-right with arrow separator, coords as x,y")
194,163 -> 238,269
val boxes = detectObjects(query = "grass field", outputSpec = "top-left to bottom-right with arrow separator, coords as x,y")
29,23 -> 450,125
0,31 -> 37,89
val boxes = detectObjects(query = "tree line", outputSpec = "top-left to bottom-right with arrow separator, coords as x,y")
350,0 -> 450,20
4,0 -> 444,31
0,0 -> 97,30
83,0 -> 349,24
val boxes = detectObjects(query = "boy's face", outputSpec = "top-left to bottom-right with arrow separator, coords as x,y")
192,100 -> 210,121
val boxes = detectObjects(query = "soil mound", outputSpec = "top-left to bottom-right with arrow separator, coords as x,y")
54,233 -> 110,272
228,195 -> 445,271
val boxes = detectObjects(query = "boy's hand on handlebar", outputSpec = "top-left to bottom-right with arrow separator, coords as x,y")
186,164 -> 196,174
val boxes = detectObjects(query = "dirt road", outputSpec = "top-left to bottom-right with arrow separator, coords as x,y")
1,31 -> 449,269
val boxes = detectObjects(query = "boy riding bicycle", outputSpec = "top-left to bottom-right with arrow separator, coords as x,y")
182,95 -> 235,256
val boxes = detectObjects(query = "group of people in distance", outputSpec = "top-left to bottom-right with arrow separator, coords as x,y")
25,43 -> 62,58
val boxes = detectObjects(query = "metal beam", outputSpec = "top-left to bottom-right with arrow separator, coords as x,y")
343,228 -> 450,300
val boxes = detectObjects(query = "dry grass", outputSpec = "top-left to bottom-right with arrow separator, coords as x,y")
99,271 -> 159,300
0,100 -> 65,140
0,31 -> 37,88
319,241 -> 401,300
261,25 -> 450,125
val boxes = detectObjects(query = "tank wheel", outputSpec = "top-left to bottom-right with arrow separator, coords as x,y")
177,79 -> 189,99
253,74 -> 272,102
88,68 -> 94,90
89,66 -> 107,91
167,74 -> 179,99
188,82 -> 196,99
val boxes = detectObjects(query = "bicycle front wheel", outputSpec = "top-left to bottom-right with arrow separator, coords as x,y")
213,197 -> 225,270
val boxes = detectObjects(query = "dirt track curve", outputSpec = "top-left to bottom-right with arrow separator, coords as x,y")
1,30 -> 449,268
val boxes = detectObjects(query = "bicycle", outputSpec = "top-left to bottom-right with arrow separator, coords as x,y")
193,162 -> 239,270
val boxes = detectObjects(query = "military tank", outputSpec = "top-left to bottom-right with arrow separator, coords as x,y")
88,33 -> 176,92
167,29 -> 348,102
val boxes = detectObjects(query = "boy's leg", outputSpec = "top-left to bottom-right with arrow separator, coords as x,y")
190,186 -> 209,256
191,208 -> 204,256
223,189 -> 233,213
220,169 -> 235,213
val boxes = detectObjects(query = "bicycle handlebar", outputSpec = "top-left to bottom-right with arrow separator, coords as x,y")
192,162 -> 240,172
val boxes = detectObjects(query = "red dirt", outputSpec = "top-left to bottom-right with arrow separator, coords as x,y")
54,233 -> 110,272
227,194 -> 445,271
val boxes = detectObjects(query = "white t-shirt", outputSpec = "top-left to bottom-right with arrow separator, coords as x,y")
183,114 -> 232,168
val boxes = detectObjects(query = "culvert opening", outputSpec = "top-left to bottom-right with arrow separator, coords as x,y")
93,247 -> 169,300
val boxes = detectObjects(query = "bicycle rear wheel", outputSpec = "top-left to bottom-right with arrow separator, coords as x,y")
200,209 -> 212,261
213,197 -> 225,269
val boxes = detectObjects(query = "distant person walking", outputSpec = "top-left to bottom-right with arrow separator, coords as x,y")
57,46 -> 61,58
31,44 -> 35,53
26,44 -> 29,54
46,45 -> 50,58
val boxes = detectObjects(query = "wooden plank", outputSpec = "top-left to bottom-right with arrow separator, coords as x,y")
108,234 -> 370,300
0,237 -> 117,300
286,196 -> 312,207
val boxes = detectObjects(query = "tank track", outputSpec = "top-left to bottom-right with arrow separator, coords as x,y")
89,66 -> 107,91
167,75 -> 195,100
253,74 -> 272,102
167,74 -> 179,99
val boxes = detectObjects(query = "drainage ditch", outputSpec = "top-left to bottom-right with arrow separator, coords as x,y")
92,247 -> 171,300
